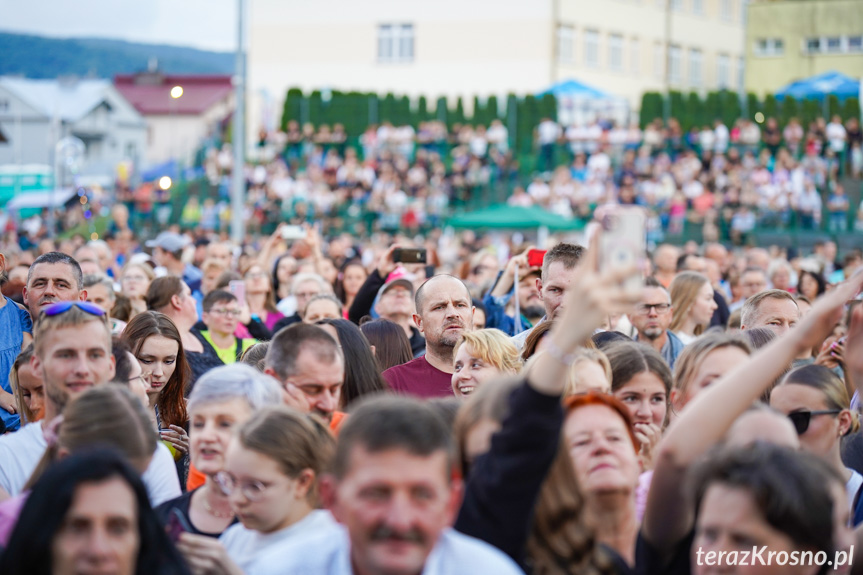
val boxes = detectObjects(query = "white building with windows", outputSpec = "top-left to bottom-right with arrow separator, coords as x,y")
0,77 -> 146,180
248,0 -> 745,131
745,0 -> 863,96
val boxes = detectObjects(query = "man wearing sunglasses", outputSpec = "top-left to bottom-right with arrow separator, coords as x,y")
631,277 -> 684,369
0,302 -> 114,498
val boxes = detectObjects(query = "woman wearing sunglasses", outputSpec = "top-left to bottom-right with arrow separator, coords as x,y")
174,406 -> 335,574
769,364 -> 862,521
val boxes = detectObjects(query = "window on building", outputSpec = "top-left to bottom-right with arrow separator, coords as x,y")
805,37 -> 821,54
609,34 -> 624,71
720,0 -> 732,21
692,0 -> 704,14
377,24 -> 414,63
669,45 -> 682,85
717,54 -> 730,88
670,0 -> 683,10
754,38 -> 784,56
654,42 -> 664,79
557,25 -> 574,63
585,30 -> 600,67
631,38 -> 641,74
849,36 -> 863,52
826,37 -> 842,53
688,48 -> 702,88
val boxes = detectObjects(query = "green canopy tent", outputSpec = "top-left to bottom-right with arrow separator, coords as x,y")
446,204 -> 585,231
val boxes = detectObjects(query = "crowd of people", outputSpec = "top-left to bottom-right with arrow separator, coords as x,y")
0,208 -> 862,574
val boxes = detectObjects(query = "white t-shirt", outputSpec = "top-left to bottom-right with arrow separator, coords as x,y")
0,422 -> 45,496
0,422 -> 180,505
249,525 -> 523,575
224,509 -> 336,572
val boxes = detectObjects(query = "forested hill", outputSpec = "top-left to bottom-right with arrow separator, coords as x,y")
0,31 -> 234,78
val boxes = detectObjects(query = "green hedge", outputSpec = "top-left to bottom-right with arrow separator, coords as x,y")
638,90 -> 859,130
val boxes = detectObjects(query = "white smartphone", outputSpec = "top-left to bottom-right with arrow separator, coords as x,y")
598,206 -> 646,294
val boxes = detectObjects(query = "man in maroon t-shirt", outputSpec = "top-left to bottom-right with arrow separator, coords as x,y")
382,275 -> 474,398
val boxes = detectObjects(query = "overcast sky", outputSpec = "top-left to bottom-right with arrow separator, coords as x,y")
0,0 -> 237,52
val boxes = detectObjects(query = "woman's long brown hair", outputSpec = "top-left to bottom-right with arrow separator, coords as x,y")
121,311 -> 190,428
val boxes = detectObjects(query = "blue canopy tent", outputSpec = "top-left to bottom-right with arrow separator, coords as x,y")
537,79 -> 630,126
775,71 -> 860,101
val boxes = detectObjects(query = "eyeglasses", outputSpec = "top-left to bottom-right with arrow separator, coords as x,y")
123,275 -> 148,282
787,410 -> 841,435
208,308 -> 241,317
128,373 -> 149,388
214,471 -> 271,502
245,272 -> 268,280
635,303 -> 671,315
43,301 -> 106,317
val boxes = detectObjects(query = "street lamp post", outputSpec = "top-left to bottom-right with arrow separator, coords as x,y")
230,0 -> 247,246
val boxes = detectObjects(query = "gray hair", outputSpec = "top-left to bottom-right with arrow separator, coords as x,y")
290,272 -> 331,295
82,273 -> 116,301
187,364 -> 282,413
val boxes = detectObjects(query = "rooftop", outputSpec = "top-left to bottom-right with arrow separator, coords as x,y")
114,72 -> 233,115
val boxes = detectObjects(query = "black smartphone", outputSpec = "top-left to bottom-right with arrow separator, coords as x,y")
166,508 -> 193,543
392,248 -> 427,264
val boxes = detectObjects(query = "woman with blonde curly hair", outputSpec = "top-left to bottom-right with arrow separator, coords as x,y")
451,329 -> 521,398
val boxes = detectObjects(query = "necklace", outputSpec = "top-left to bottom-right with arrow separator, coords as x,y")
201,490 -> 234,519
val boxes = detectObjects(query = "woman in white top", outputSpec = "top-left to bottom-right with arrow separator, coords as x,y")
175,406 -> 336,574
769,364 -> 863,517
669,271 -> 717,345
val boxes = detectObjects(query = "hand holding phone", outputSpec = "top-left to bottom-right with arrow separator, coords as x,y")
527,249 -> 547,268
228,280 -> 246,303
167,508 -> 193,543
392,248 -> 427,264
598,207 -> 646,295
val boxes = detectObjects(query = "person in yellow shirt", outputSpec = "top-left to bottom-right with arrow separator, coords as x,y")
199,290 -> 257,365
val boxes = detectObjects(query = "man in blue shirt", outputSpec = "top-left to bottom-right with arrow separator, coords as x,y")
0,251 -> 32,431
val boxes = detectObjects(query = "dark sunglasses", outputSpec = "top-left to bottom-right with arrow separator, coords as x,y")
787,409 -> 841,435
42,301 -> 106,317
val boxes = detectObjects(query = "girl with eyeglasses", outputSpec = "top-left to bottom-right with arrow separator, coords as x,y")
769,364 -> 862,521
174,406 -> 336,574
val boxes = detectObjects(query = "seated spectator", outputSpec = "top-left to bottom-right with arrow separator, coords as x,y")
451,329 -> 521,399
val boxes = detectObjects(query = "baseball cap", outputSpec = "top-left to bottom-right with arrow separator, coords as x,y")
146,232 -> 189,253
377,278 -> 414,300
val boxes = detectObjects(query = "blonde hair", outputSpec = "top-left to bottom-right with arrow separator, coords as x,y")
452,329 -> 522,375
669,271 -> 711,335
564,349 -> 612,396
121,262 -> 155,282
237,406 -> 335,505
33,305 -> 111,357
10,345 -> 39,424
25,385 -> 157,490
672,333 -> 751,404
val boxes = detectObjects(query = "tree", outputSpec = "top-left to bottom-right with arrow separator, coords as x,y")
762,94 -> 779,122
281,88 -> 304,131
449,96 -> 466,128
379,92 -> 397,124
746,92 -> 761,119
842,97 -> 860,123
487,95 -> 500,122
639,92 -> 663,128
704,91 -> 721,126
719,90 -> 741,128
539,93 -> 557,122
802,99 -> 820,127
417,96 -> 429,123
828,94 -> 841,119
435,96 -> 447,123
308,90 -> 323,126
781,96 -> 799,128
684,92 -> 705,131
